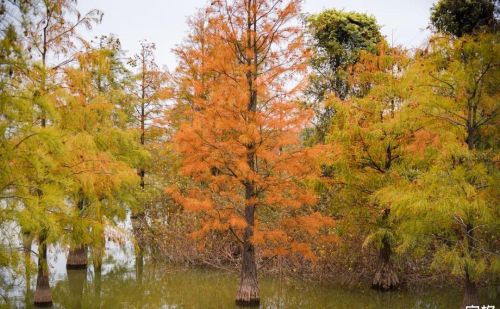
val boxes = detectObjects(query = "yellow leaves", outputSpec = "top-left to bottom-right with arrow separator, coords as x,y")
237,134 -> 252,145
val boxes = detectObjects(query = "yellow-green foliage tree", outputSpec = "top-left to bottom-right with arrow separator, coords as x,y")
5,0 -> 102,305
0,7 -> 33,277
60,35 -> 144,273
322,42 -> 415,289
1,1 -> 143,306
376,33 -> 499,307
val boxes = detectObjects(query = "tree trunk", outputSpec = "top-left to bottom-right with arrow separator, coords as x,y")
136,252 -> 144,284
34,237 -> 52,307
235,1 -> 260,305
461,222 -> 479,308
372,235 -> 399,290
92,235 -> 105,274
66,246 -> 88,269
461,270 -> 479,308
22,232 -> 33,305
372,210 -> 399,290
22,233 -> 32,287
235,185 -> 259,306
235,240 -> 259,306
67,196 -> 88,269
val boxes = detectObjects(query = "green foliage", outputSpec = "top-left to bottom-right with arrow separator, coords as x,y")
377,144 -> 499,282
430,0 -> 498,37
306,9 -> 383,142
403,32 -> 499,152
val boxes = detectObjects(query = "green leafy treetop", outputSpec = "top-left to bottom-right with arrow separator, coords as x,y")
306,9 -> 382,142
430,0 -> 498,37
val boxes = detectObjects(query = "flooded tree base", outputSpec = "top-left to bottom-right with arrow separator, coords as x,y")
235,279 -> 260,307
66,247 -> 88,269
34,288 -> 52,307
66,263 -> 87,270
4,263 -> 497,307
372,263 -> 400,290
461,279 -> 479,308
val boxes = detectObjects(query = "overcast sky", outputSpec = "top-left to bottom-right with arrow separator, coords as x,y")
78,0 -> 436,71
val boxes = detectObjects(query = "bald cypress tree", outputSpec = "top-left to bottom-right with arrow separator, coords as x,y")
10,1 -> 102,305
377,33 -> 499,307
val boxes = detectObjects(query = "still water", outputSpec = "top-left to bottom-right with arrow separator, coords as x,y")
6,264 -> 484,309
6,259 -> 499,308
1,221 -> 497,308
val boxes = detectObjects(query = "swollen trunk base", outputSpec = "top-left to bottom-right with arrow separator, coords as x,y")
34,275 -> 52,307
461,278 -> 479,309
235,276 -> 260,307
66,246 -> 88,269
372,262 -> 399,291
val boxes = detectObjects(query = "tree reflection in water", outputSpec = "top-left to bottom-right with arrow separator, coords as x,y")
47,264 -> 475,309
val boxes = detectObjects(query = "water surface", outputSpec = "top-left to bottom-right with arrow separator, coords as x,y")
1,219 -> 497,308
7,263 -> 498,309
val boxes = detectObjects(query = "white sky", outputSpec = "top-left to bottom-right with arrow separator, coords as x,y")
78,0 -> 436,71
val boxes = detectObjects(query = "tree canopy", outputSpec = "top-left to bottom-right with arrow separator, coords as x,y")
430,0 -> 498,37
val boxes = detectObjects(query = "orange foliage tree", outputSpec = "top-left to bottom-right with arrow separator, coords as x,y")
168,0 -> 333,305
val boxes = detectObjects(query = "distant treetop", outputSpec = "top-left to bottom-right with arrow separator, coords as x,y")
307,9 -> 382,58
430,0 -> 498,37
